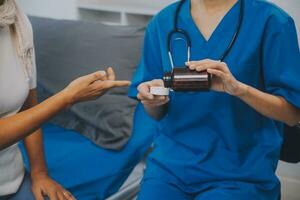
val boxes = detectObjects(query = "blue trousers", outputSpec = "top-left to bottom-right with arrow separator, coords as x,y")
137,178 -> 278,200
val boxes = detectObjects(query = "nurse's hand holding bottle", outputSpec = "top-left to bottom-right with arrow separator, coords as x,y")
186,59 -> 248,97
137,79 -> 169,106
186,59 -> 300,126
137,79 -> 169,120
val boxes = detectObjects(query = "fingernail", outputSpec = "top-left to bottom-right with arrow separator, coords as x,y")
99,71 -> 106,76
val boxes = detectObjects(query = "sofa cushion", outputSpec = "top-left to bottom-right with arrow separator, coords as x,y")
30,17 -> 145,150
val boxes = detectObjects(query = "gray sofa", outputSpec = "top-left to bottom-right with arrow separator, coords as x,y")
26,16 -> 153,200
32,16 -> 145,150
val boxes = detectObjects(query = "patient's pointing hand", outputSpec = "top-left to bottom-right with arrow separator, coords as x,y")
62,67 -> 131,105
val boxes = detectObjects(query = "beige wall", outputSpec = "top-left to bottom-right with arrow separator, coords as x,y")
17,0 -> 300,36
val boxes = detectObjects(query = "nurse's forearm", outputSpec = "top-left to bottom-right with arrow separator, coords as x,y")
144,104 -> 168,121
0,91 -> 71,150
237,83 -> 300,126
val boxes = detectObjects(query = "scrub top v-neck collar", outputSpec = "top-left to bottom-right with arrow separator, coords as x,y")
179,0 -> 241,60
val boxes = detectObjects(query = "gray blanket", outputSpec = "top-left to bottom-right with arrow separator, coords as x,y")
30,17 -> 144,150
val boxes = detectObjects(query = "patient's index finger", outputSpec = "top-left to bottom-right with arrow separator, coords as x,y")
102,80 -> 131,88
111,80 -> 131,87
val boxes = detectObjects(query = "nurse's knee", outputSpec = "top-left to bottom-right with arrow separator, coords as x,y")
138,179 -> 191,200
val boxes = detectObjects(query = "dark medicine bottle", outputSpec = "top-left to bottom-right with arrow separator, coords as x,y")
163,67 -> 211,91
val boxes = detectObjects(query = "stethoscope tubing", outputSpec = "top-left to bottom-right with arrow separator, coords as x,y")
167,0 -> 244,68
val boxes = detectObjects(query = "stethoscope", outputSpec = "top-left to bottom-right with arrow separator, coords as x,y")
167,0 -> 244,69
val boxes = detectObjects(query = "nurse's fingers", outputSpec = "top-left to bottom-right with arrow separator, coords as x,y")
142,102 -> 168,107
186,59 -> 229,72
137,92 -> 154,101
186,59 -> 212,66
142,95 -> 169,102
186,59 -> 213,70
137,80 -> 164,101
195,63 -> 219,72
106,67 -> 116,81
142,96 -> 168,103
150,79 -> 164,87
141,97 -> 169,106
207,68 -> 226,80
137,83 -> 154,100
191,62 -> 229,73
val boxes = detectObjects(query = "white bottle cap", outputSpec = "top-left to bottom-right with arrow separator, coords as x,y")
150,86 -> 170,96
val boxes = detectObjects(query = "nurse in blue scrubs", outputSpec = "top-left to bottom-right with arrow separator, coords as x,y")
129,0 -> 300,199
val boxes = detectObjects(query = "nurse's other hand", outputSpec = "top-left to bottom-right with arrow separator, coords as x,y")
186,60 -> 248,96
62,67 -> 131,105
137,79 -> 169,107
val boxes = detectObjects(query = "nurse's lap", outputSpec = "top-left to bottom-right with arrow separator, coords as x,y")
137,179 -> 193,200
195,187 -> 260,200
137,178 -> 272,200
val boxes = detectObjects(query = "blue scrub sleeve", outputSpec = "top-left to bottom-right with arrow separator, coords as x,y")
128,20 -> 164,99
262,16 -> 300,109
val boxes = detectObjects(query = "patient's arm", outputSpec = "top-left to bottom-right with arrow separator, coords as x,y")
21,89 -> 49,175
0,88 -> 70,150
22,89 -> 76,200
0,68 -> 131,150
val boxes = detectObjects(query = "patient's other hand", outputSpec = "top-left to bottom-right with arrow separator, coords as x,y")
63,67 -> 131,105
31,172 -> 76,200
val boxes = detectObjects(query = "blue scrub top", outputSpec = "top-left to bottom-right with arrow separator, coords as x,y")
129,0 -> 300,194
